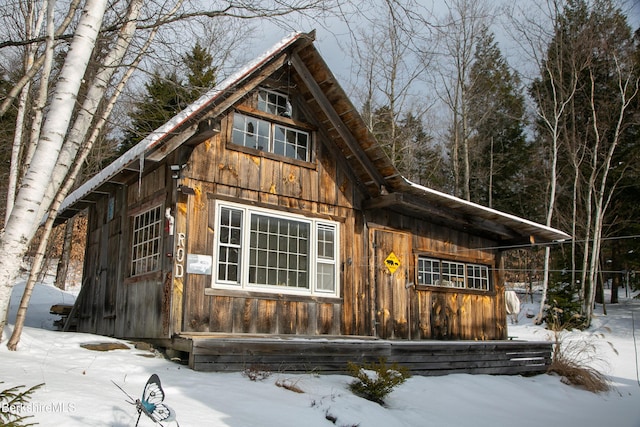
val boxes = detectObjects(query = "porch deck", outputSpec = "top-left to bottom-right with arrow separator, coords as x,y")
162,334 -> 552,376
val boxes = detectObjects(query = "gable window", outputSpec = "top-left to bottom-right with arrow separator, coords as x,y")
131,205 -> 163,276
232,113 -> 310,162
417,256 -> 490,291
258,88 -> 289,116
231,88 -> 310,162
214,202 -> 339,296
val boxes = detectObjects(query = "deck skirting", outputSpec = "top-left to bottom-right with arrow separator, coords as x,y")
174,335 -> 552,376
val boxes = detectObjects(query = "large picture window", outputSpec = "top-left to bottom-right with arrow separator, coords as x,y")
131,205 -> 163,276
417,256 -> 490,291
214,203 -> 338,296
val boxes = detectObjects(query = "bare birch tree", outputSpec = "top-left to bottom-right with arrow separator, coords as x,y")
511,0 -> 638,326
509,0 -> 582,324
0,0 -> 338,342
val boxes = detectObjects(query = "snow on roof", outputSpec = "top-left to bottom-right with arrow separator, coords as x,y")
56,30 -> 570,244
404,177 -> 571,242
58,32 -> 306,215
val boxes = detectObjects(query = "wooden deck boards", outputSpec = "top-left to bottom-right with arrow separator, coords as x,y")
168,334 -> 552,376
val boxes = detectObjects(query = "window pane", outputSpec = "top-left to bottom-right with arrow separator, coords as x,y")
130,205 -> 163,276
417,257 -> 440,286
467,264 -> 489,290
274,125 -> 309,161
232,114 -> 270,151
217,207 -> 243,283
249,213 -> 309,289
258,89 -> 288,116
317,263 -> 335,292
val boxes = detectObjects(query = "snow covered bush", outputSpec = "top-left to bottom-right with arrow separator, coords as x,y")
347,359 -> 409,405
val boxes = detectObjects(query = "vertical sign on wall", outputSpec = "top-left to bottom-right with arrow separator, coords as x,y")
175,232 -> 185,278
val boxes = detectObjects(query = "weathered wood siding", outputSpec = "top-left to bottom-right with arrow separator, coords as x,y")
75,185 -> 127,336
174,104 -> 368,337
365,213 -> 506,341
76,167 -> 173,339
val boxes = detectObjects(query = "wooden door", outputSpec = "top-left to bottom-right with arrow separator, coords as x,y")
370,228 -> 411,339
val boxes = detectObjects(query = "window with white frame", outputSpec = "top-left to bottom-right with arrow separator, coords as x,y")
417,256 -> 490,291
258,88 -> 289,116
231,88 -> 310,162
214,202 -> 339,296
131,205 -> 163,276
231,113 -> 310,162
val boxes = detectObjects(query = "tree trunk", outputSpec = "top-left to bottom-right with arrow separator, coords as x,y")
0,0 -> 107,338
55,217 -> 75,290
611,242 -> 619,304
7,212 -> 57,350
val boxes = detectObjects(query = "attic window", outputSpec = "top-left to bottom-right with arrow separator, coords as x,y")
258,88 -> 291,117
232,113 -> 310,161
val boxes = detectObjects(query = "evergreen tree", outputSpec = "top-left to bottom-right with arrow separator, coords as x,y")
370,106 -> 446,189
465,26 -> 531,217
184,42 -> 217,100
120,43 -> 217,153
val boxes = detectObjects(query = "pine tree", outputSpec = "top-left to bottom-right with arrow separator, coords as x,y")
184,42 -> 217,100
120,43 -> 217,154
466,26 -> 530,216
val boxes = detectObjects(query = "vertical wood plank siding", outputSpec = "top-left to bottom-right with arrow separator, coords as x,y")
76,50 -> 507,342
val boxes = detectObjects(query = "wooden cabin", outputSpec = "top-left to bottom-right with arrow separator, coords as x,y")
57,32 -> 569,373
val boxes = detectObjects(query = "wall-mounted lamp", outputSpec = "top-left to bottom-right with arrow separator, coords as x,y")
170,164 -> 186,179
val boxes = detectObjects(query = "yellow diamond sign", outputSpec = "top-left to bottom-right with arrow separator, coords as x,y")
384,252 -> 400,274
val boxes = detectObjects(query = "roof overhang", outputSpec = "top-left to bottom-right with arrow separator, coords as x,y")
55,30 -> 571,249
363,178 -> 570,246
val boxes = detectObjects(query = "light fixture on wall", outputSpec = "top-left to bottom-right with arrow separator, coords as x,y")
170,164 -> 186,179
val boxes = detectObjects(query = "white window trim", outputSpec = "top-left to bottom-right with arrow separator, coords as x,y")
417,256 -> 490,291
213,201 -> 340,297
231,111 -> 311,162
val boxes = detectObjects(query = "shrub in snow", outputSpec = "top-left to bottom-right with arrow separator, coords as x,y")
545,282 -> 587,330
347,358 -> 409,405
0,382 -> 44,426
242,365 -> 272,381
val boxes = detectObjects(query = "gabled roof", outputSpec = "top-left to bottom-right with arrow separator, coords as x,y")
57,31 -> 570,246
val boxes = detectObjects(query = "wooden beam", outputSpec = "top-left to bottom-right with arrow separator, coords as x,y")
290,52 -> 388,193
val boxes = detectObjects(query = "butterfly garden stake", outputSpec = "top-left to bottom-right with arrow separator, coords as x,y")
113,374 -> 179,426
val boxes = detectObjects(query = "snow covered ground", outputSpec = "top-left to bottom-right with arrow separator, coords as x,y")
2,279 -> 640,427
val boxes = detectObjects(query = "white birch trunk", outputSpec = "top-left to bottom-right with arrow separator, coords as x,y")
583,65 -> 638,325
44,0 -> 143,214
4,0 -> 46,224
0,0 -> 108,338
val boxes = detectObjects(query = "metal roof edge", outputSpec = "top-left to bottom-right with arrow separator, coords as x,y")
403,177 -> 571,242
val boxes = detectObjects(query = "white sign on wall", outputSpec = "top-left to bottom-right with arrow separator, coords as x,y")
186,254 -> 213,275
